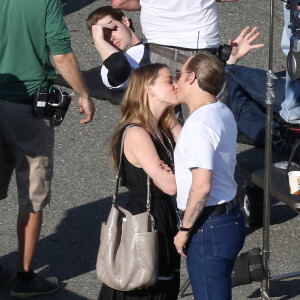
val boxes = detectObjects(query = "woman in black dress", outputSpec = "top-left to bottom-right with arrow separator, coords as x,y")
98,63 -> 182,300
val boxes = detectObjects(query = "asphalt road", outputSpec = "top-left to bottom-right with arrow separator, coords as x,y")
0,0 -> 300,299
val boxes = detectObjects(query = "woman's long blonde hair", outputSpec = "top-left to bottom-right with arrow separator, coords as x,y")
110,63 -> 175,168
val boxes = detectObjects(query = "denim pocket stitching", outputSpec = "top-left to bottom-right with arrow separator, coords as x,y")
210,221 -> 241,260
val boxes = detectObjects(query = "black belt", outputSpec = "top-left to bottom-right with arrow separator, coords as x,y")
177,199 -> 235,219
146,43 -> 218,65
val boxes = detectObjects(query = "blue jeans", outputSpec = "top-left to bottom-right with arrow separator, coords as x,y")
280,3 -> 300,124
227,64 -> 284,146
186,204 -> 245,300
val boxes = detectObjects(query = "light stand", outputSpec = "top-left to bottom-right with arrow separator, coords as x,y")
260,1 -> 275,299
261,1 -> 300,299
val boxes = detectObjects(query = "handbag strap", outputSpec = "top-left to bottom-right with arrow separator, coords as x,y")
113,124 -> 155,227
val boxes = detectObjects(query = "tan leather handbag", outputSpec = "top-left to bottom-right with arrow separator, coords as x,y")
96,125 -> 159,291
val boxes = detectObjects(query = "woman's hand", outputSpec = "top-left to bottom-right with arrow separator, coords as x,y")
124,126 -> 177,195
159,160 -> 173,174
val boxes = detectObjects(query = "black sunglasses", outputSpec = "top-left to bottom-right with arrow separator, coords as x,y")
174,70 -> 193,82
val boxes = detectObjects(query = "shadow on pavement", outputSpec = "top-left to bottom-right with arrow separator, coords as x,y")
248,279 -> 300,300
0,281 -> 88,300
0,192 -> 129,299
62,0 -> 97,16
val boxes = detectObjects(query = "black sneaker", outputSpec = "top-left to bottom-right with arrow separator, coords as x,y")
0,265 -> 13,285
10,270 -> 59,299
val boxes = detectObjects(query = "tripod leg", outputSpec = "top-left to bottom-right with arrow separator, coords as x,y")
178,277 -> 191,298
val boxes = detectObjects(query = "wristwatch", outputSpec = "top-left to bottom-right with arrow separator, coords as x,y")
178,225 -> 192,232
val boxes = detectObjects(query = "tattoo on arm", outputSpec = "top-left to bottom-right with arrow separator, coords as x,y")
186,201 -> 205,226
186,188 -> 194,207
185,188 -> 206,226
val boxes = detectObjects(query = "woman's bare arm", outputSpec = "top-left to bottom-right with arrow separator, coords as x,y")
124,126 -> 177,195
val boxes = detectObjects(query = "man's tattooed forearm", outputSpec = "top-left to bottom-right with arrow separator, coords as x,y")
186,188 -> 194,207
186,201 -> 205,226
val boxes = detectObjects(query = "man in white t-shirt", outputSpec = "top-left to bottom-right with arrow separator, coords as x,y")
173,53 -> 246,300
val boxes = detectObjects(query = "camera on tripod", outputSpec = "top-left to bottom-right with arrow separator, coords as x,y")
287,0 -> 300,80
34,85 -> 72,126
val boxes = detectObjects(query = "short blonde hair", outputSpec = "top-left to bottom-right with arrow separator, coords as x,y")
186,53 -> 225,96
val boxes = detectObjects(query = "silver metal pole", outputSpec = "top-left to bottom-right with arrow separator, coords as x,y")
261,0 -> 275,298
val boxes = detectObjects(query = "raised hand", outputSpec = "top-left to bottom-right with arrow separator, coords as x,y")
227,26 -> 264,65
91,22 -> 116,42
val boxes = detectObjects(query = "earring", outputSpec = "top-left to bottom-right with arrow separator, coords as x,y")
146,85 -> 153,97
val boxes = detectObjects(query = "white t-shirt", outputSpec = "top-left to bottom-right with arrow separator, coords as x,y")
140,0 -> 220,49
101,43 -> 146,90
174,101 -> 237,210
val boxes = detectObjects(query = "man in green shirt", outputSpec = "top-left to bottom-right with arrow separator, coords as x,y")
0,0 -> 94,298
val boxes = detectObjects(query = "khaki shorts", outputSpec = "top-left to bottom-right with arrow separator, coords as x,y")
0,100 -> 54,212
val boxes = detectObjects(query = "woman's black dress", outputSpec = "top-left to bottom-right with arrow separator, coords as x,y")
98,125 -> 180,300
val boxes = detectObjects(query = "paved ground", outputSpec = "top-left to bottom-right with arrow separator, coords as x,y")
1,0 -> 300,299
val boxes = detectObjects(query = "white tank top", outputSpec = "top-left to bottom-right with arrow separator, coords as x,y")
140,0 -> 220,49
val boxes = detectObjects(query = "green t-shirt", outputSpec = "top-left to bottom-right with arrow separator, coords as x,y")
0,0 -> 72,101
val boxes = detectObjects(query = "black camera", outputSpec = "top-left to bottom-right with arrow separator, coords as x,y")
34,85 -> 71,126
218,44 -> 233,63
287,0 -> 300,80
34,85 -> 49,117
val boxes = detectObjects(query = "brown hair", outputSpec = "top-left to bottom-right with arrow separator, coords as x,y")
110,63 -> 175,168
185,53 -> 225,96
86,5 -> 134,32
